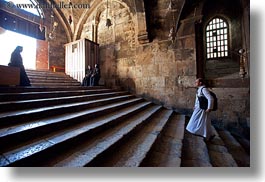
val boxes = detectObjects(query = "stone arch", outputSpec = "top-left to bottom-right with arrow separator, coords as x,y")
73,0 -> 101,41
95,1 -> 136,47
73,0 -> 150,44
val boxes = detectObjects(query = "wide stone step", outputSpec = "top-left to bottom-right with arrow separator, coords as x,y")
26,70 -> 69,77
181,117 -> 248,167
141,113 -> 185,167
181,117 -> 212,167
27,73 -> 76,79
181,133 -> 212,166
31,82 -> 81,87
0,98 -> 148,153
217,130 -> 250,167
0,86 -> 102,93
38,104 -> 161,167
0,69 -> 189,167
206,126 -> 238,167
0,88 -> 115,102
0,95 -> 140,128
29,79 -> 79,84
0,101 -> 155,166
86,108 -> 173,167
25,70 -> 81,87
0,91 -> 128,112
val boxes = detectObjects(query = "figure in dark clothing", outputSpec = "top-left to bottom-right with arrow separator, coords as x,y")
81,65 -> 93,86
90,64 -> 100,86
8,46 -> 31,86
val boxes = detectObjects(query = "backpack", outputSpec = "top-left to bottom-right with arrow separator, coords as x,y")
198,87 -> 218,111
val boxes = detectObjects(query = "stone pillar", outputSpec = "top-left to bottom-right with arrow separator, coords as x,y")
94,20 -> 99,43
134,0 -> 149,44
137,12 -> 149,44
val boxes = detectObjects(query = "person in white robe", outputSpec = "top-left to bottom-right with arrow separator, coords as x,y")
186,78 -> 215,141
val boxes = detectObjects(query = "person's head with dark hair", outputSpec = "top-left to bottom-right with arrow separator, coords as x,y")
14,46 -> 23,53
9,46 -> 24,67
195,78 -> 205,87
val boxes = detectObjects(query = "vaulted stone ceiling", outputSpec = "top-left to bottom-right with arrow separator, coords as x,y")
47,0 -> 143,43
52,0 -> 92,39
43,0 -> 92,41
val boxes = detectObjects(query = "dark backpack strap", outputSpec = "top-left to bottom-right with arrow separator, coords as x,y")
200,86 -> 206,97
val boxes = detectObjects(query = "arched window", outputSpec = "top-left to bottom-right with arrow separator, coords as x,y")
206,17 -> 229,59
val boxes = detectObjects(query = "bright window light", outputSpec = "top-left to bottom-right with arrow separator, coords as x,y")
4,0 -> 41,16
0,29 -> 37,70
206,17 -> 229,59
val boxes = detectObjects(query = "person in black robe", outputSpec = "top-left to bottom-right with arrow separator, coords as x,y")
81,65 -> 93,86
90,64 -> 101,86
8,46 -> 31,86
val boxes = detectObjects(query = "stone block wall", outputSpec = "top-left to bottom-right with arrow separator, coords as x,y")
46,0 -> 249,128
36,40 -> 49,70
93,0 -> 249,128
48,20 -> 68,69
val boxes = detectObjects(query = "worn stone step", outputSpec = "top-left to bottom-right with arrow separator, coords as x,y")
26,70 -> 69,77
217,130 -> 250,167
0,102 -> 155,166
181,117 -> 212,167
31,82 -> 81,87
26,70 -> 80,88
0,95 -> 139,128
206,126 -> 238,167
181,135 -> 212,166
25,70 -> 80,87
27,74 -> 72,79
141,113 -> 185,167
0,91 -> 128,112
0,86 -> 106,93
0,88 -> 115,102
26,72 -> 70,77
232,135 -> 250,155
29,81 -> 80,86
0,87 -> 101,94
41,104 -> 161,167
0,98 -> 148,155
29,85 -> 81,88
27,73 -> 71,80
29,79 -> 79,84
87,108 -> 174,167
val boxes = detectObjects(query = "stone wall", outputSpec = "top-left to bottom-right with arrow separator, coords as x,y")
90,0 -> 249,128
88,0 -> 199,112
48,16 -> 68,69
36,40 -> 48,70
51,0 -> 250,128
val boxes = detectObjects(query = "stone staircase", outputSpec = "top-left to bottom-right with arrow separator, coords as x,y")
26,69 -> 81,87
0,70 -> 250,167
182,123 -> 250,167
